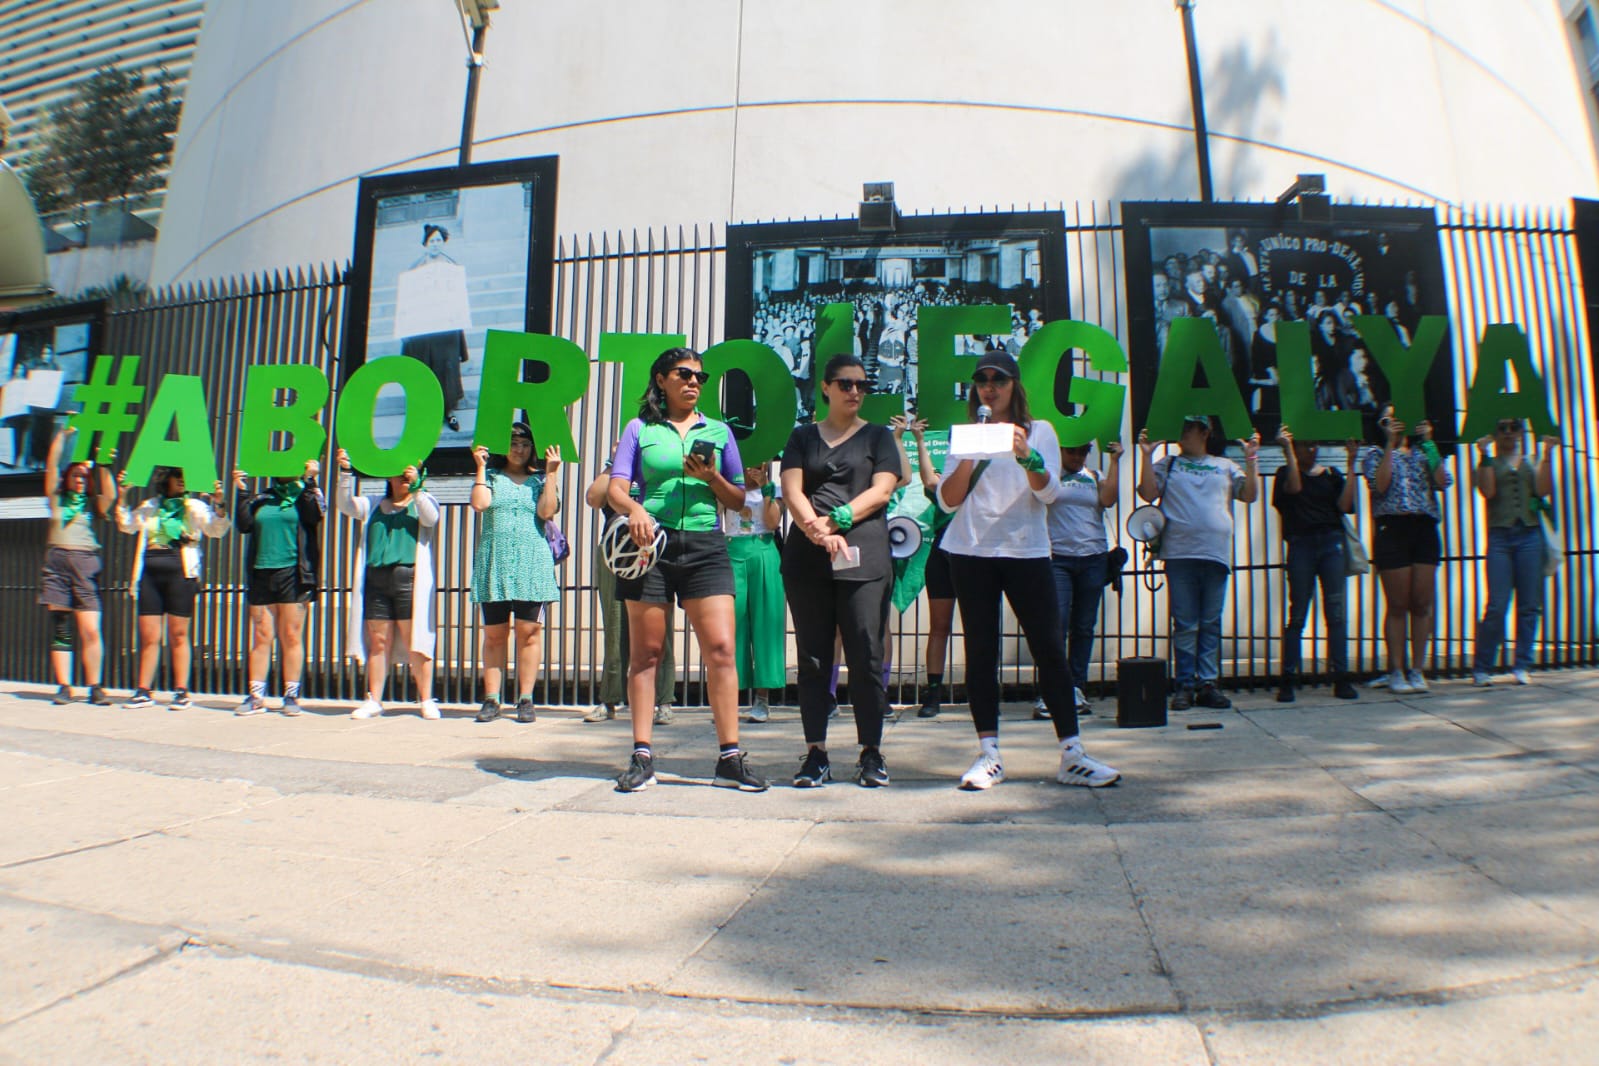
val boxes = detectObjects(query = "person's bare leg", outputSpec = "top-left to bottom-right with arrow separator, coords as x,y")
136,615 -> 162,690
1408,564 -> 1438,672
684,595 -> 740,746
276,603 -> 307,688
480,623 -> 509,702
248,606 -> 274,688
364,620 -> 391,700
1378,568 -> 1413,676
514,618 -> 542,700
167,616 -> 193,691
625,601 -> 667,745
76,611 -> 104,686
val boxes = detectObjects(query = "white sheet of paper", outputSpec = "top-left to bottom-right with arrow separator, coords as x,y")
393,261 -> 472,339
22,369 -> 64,410
947,421 -> 1016,460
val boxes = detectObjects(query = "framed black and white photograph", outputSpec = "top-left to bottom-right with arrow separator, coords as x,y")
0,299 -> 104,497
1122,201 -> 1454,451
343,156 -> 558,475
725,211 -> 1069,423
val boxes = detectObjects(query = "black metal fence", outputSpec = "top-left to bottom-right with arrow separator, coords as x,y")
2,204 -> 1596,705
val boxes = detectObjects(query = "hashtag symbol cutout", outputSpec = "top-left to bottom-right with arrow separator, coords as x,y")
69,356 -> 145,464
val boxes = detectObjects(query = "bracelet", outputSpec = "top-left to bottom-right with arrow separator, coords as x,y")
1017,448 -> 1047,474
829,504 -> 854,532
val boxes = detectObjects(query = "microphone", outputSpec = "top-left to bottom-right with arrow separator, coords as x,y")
977,404 -> 992,424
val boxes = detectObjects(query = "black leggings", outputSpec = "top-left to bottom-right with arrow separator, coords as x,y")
949,553 -> 1079,740
787,569 -> 892,748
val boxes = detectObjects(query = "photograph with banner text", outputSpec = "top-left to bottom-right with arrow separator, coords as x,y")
1122,201 -> 1456,456
724,212 -> 1069,426
0,301 -> 101,494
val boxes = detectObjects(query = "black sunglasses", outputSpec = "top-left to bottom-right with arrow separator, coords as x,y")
828,378 -> 869,393
669,367 -> 710,384
972,373 -> 1013,386
1496,420 -> 1522,432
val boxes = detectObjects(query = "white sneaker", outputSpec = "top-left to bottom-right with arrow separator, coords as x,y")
351,698 -> 384,719
1056,745 -> 1120,788
1031,697 -> 1050,721
1472,672 -> 1492,687
1387,672 -> 1416,695
1074,687 -> 1090,712
1405,670 -> 1429,694
1513,668 -> 1532,686
419,699 -> 442,720
958,751 -> 1005,791
1368,674 -> 1391,689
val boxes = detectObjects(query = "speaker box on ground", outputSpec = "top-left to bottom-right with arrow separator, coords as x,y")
1117,656 -> 1168,728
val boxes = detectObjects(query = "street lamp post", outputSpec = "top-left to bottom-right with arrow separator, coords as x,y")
455,0 -> 499,167
1174,0 -> 1215,202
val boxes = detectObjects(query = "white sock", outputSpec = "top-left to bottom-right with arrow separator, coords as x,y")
1059,735 -> 1083,754
979,736 -> 1000,758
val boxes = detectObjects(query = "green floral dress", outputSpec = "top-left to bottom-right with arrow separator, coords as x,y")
471,470 -> 559,604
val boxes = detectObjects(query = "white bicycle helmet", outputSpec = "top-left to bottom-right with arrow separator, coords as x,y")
601,514 -> 666,580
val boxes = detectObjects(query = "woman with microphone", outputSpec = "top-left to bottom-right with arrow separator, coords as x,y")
937,351 -> 1120,791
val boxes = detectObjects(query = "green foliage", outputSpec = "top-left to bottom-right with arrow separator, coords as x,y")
21,66 -> 181,219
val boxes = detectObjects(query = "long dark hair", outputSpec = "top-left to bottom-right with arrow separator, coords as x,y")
966,372 -> 1032,430
639,346 -> 701,425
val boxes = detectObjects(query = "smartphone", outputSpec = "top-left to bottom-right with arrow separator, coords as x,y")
689,439 -> 716,466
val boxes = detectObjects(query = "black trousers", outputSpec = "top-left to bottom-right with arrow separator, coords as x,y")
949,552 -> 1079,740
786,568 -> 892,748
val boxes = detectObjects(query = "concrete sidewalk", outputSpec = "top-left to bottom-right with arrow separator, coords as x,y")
1,672 -> 1597,1064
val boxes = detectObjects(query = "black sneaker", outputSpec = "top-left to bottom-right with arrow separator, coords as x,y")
124,688 -> 154,710
51,685 -> 74,706
714,751 -> 769,792
917,684 -> 943,718
87,686 -> 112,707
855,747 -> 889,788
615,751 -> 657,793
1195,684 -> 1232,710
475,698 -> 502,723
792,748 -> 831,788
1333,679 -> 1360,700
1276,684 -> 1296,703
515,697 -> 537,723
1169,688 -> 1193,711
170,690 -> 192,710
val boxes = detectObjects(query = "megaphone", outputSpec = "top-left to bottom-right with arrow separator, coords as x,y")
886,515 -> 924,559
1125,506 -> 1166,544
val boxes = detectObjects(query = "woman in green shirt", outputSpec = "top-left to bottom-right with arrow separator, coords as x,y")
469,421 -> 561,724
39,425 -> 114,706
232,459 -> 325,716
1471,419 -> 1559,685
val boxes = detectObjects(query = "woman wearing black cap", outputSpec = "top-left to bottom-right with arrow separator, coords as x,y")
470,421 -> 562,723
937,350 -> 1120,791
114,466 -> 231,709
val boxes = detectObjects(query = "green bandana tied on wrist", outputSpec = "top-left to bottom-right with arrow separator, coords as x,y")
760,481 -> 776,500
1419,440 -> 1442,471
58,491 -> 87,529
155,496 -> 189,545
1017,448 -> 1047,474
829,504 -> 854,533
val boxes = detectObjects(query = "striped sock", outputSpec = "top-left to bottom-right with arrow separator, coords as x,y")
719,742 -> 740,758
249,680 -> 266,699
633,741 -> 652,758
283,681 -> 300,700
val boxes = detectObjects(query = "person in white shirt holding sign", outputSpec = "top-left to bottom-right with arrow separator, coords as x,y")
1136,414 -> 1261,711
936,351 -> 1120,791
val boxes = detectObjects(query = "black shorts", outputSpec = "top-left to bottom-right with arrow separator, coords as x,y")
138,550 -> 199,618
39,547 -> 102,612
480,600 -> 547,626
924,528 -> 955,601
364,564 -> 415,621
248,566 -> 313,607
1372,514 -> 1442,570
617,528 -> 735,605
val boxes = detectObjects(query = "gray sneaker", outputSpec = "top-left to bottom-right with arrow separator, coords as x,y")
235,694 -> 267,717
745,694 -> 770,723
280,697 -> 304,717
653,703 -> 675,725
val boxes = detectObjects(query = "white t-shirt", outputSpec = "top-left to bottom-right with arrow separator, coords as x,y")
1153,453 -> 1246,567
1048,468 -> 1109,556
937,420 -> 1060,559
722,485 -> 778,536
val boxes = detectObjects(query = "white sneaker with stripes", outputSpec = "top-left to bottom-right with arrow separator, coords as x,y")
958,751 -> 1005,791
1056,745 -> 1120,788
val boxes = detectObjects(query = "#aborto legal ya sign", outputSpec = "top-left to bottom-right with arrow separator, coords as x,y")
65,308 -> 1562,487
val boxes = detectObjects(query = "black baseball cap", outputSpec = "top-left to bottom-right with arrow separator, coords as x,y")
972,351 -> 1020,379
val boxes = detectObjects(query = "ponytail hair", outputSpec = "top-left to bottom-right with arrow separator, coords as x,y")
638,346 -> 701,425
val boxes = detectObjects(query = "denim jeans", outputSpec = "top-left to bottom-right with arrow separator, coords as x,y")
1282,528 -> 1349,678
1473,524 -> 1546,672
1051,552 -> 1108,684
1166,558 -> 1230,689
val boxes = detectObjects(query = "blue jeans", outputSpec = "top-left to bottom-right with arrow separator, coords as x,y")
1473,524 -> 1546,672
1282,528 -> 1349,678
1051,552 -> 1108,685
1166,558 -> 1230,689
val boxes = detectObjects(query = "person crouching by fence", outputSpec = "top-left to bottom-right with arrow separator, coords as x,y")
336,449 -> 442,720
114,466 -> 231,709
40,425 -> 114,706
469,422 -> 562,724
233,459 -> 325,717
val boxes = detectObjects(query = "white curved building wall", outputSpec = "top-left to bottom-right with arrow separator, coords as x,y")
153,0 -> 1599,286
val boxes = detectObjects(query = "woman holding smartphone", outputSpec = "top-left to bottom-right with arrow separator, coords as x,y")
780,354 -> 901,787
608,347 -> 767,793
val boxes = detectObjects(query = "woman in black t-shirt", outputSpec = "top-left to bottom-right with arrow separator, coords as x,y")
780,355 -> 902,788
1271,427 -> 1360,702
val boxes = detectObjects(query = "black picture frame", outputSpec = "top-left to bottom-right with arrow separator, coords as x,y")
0,299 -> 107,499
724,211 -> 1070,426
1121,200 -> 1455,453
342,156 -> 559,477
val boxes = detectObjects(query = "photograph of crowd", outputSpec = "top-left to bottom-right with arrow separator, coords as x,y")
344,158 -> 557,472
726,214 -> 1068,421
1123,202 -> 1455,451
0,315 -> 92,482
